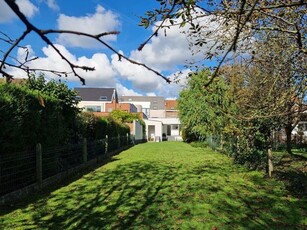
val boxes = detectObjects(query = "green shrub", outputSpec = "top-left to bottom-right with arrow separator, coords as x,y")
79,112 -> 130,141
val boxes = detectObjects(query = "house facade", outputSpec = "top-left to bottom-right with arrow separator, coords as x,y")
74,87 -> 118,113
119,96 -> 182,142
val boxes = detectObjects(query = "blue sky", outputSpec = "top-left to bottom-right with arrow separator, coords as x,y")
0,0 -> 206,98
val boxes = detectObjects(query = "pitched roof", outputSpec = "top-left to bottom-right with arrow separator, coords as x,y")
74,87 -> 116,101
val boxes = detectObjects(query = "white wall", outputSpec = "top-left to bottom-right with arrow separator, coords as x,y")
150,110 -> 165,118
144,120 -> 163,141
171,124 -> 180,136
133,120 -> 143,140
78,101 -> 109,112
128,101 -> 151,117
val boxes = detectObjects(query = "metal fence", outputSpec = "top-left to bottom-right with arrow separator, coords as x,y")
0,150 -> 37,196
0,134 -> 131,197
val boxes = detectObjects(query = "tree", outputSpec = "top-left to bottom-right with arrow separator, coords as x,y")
140,0 -> 306,84
110,110 -> 145,125
247,29 -> 307,154
178,69 -> 232,141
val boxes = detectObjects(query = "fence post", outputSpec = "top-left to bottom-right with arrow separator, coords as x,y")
268,145 -> 273,178
118,134 -> 121,149
126,133 -> 129,146
36,143 -> 42,189
82,138 -> 87,163
105,135 -> 108,154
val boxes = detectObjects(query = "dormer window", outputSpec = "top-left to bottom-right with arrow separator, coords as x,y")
99,96 -> 107,101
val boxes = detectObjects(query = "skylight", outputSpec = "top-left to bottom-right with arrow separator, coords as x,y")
99,96 -> 107,101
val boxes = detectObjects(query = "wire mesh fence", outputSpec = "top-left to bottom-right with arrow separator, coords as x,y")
87,139 -> 106,161
42,142 -> 84,180
0,149 -> 36,196
0,135 -> 131,197
206,135 -> 237,154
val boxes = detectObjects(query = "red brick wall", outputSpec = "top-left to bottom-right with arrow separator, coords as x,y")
165,100 -> 177,110
105,101 -> 131,112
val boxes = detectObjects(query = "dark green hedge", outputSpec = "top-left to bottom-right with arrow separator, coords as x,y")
0,83 -> 69,153
0,82 -> 130,154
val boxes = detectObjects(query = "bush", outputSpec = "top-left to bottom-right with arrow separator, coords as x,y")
181,128 -> 199,143
79,112 -> 130,141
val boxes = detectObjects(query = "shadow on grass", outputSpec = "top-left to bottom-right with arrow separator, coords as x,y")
273,154 -> 307,197
1,158 -> 306,229
274,169 -> 307,197
0,155 -> 120,215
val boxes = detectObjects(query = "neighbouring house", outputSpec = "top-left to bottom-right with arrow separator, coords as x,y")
74,87 -> 138,114
75,88 -> 182,142
119,96 -> 182,142
74,87 -> 144,141
119,96 -> 165,117
74,87 -> 117,113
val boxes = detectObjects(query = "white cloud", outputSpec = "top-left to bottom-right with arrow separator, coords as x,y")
11,44 -> 117,87
155,69 -> 191,99
57,5 -> 120,48
7,39 -> 191,98
0,0 -> 38,23
130,22 -> 200,71
45,0 -> 59,11
111,52 -> 163,93
17,0 -> 39,17
116,83 -> 142,96
146,92 -> 156,96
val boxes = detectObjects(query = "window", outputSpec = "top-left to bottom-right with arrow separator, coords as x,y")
85,106 -> 101,112
99,96 -> 107,101
153,106 -> 158,110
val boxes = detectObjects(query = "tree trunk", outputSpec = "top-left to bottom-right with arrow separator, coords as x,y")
285,126 -> 292,154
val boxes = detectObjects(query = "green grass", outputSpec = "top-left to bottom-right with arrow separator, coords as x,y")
273,150 -> 307,196
1,142 -> 306,229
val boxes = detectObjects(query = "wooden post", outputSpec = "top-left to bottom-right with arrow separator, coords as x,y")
82,138 -> 87,163
36,143 -> 42,189
105,135 -> 108,154
268,147 -> 273,178
126,133 -> 129,146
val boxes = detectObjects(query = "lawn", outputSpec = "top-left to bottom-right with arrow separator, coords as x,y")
0,142 -> 306,229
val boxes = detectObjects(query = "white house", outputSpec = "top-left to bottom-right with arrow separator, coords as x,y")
146,117 -> 182,141
74,87 -> 117,112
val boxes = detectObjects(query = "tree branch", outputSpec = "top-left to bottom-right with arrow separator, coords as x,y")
2,0 -> 170,84
138,1 -> 177,51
